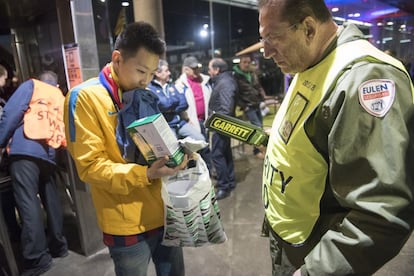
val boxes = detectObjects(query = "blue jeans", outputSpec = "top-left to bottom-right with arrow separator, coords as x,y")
211,132 -> 235,192
245,107 -> 263,155
176,122 -> 205,141
197,120 -> 212,172
108,230 -> 184,276
9,156 -> 67,269
174,121 -> 212,172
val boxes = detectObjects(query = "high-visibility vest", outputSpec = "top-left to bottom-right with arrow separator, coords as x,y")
263,39 -> 412,245
24,79 -> 66,148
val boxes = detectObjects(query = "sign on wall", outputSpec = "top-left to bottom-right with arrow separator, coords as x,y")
63,43 -> 83,90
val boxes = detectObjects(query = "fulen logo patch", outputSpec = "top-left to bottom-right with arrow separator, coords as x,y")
358,79 -> 395,117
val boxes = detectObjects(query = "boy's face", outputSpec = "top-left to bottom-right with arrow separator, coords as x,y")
112,47 -> 159,91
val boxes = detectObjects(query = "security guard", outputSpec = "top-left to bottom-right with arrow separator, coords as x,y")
259,0 -> 414,275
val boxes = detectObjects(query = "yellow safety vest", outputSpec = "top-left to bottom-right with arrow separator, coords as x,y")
24,79 -> 66,148
263,39 -> 411,245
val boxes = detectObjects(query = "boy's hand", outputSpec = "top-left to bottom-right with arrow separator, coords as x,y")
147,154 -> 189,180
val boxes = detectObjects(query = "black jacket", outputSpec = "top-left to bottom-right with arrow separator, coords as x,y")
233,66 -> 265,109
208,71 -> 237,116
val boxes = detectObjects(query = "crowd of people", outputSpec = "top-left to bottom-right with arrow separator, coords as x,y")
0,26 -> 267,276
1,0 -> 414,275
145,54 -> 267,199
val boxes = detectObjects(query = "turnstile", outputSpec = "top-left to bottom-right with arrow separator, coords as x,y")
0,176 -> 19,276
0,149 -> 104,276
57,151 -> 104,256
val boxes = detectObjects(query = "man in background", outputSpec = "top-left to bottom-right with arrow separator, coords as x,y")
207,58 -> 237,200
147,59 -> 205,142
0,71 -> 68,276
0,63 -> 22,244
175,55 -> 212,171
233,54 -> 266,159
0,64 -> 7,117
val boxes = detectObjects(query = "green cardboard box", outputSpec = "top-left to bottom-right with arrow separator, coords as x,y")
127,113 -> 184,167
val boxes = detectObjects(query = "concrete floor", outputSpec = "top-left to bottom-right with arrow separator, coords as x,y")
8,145 -> 414,276
42,147 -> 272,276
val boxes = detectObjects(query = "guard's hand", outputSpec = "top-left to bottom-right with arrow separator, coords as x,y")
257,144 -> 267,153
147,154 -> 189,180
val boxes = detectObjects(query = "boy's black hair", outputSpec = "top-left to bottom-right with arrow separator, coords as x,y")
114,21 -> 166,59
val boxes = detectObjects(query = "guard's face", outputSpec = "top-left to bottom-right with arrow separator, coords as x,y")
112,47 -> 159,91
259,6 -> 309,74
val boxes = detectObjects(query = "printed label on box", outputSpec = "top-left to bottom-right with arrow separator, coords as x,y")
127,114 -> 184,167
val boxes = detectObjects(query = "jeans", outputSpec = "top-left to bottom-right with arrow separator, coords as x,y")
211,132 -> 235,192
0,189 -> 20,240
176,122 -> 205,141
245,107 -> 263,155
108,230 -> 184,276
174,121 -> 212,172
197,119 -> 212,172
269,226 -> 297,276
9,156 -> 67,269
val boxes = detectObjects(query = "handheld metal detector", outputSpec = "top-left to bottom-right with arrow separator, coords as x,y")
205,113 -> 268,146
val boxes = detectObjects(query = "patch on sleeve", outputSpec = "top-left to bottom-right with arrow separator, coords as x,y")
358,79 -> 395,117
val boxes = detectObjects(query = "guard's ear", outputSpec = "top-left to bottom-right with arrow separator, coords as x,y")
302,16 -> 316,39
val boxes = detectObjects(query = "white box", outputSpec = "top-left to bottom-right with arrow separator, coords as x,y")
127,113 -> 184,167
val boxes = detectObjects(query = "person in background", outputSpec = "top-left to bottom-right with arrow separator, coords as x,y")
0,71 -> 68,276
233,54 -> 266,159
207,58 -> 237,200
147,59 -> 205,142
1,63 -> 22,243
64,22 -> 188,276
385,49 -> 413,77
175,55 -> 212,171
258,0 -> 414,275
0,64 -> 7,117
384,48 -> 397,57
411,62 -> 414,80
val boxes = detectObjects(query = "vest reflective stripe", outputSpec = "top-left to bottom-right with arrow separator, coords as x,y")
23,79 -> 66,148
263,39 -> 411,245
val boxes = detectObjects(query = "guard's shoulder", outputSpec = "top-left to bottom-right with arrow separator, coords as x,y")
358,78 -> 395,118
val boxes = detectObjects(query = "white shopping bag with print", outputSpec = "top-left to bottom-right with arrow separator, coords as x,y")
161,153 -> 227,247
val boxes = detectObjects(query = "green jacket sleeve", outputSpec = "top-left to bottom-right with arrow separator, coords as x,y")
303,61 -> 414,275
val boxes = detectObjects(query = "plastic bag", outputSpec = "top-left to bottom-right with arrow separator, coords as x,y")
161,154 -> 227,247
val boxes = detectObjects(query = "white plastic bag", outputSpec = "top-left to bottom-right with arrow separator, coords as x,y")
161,154 -> 227,247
